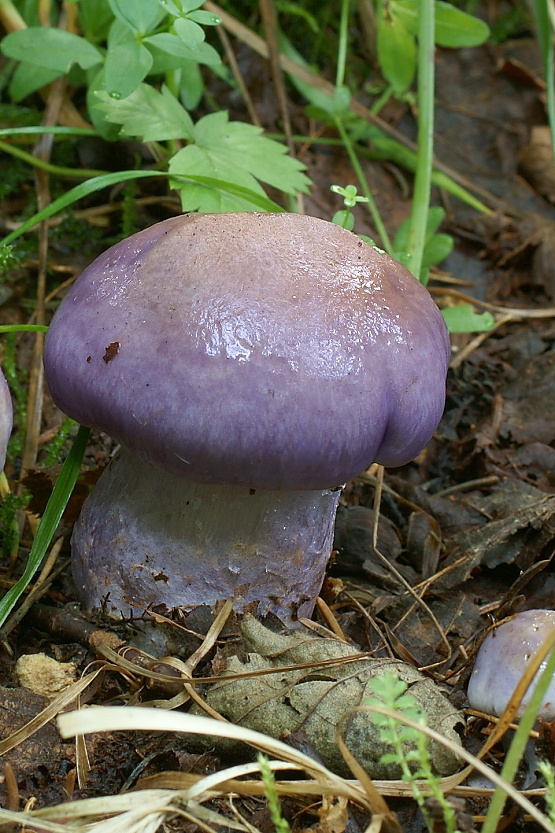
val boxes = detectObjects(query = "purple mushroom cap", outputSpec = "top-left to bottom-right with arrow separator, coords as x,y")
44,212 -> 450,491
0,367 -> 12,472
43,213 -> 450,621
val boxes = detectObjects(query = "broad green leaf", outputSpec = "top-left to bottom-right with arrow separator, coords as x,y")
168,111 -> 310,212
1,28 -> 102,73
107,18 -> 136,47
8,62 -> 62,102
180,0 -> 205,12
421,232 -> 453,266
179,59 -> 204,110
86,68 -> 124,141
392,0 -> 490,48
279,34 -> 334,111
77,0 -> 113,43
188,10 -> 221,26
331,84 -> 351,115
174,16 -> 205,48
145,32 -> 220,65
160,0 -> 182,14
394,206 -> 445,255
104,40 -> 153,98
95,83 -> 194,141
170,144 -> 270,212
423,206 -> 446,242
170,173 -> 285,212
377,15 -> 416,94
441,304 -> 494,333
195,111 -> 310,194
107,0 -> 161,33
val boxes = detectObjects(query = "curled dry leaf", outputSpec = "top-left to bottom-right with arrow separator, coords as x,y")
193,617 -> 464,779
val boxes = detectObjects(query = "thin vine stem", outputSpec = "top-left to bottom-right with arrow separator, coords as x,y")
334,116 -> 393,254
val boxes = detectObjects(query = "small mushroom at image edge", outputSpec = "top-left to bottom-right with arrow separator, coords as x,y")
43,212 -> 450,624
0,366 -> 12,472
467,609 -> 555,720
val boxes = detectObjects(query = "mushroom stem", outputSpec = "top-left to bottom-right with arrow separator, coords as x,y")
71,449 -> 341,624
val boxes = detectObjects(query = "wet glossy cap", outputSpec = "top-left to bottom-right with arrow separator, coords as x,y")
467,609 -> 555,720
0,368 -> 12,471
43,213 -> 450,490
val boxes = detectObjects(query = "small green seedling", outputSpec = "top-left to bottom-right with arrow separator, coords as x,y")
257,753 -> 290,833
330,183 -> 370,231
538,760 -> 555,825
364,672 -> 462,833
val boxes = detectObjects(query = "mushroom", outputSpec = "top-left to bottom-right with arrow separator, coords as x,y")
43,212 -> 450,623
467,609 -> 555,720
0,367 -> 12,472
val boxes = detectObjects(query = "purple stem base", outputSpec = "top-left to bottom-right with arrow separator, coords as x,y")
72,449 -> 341,624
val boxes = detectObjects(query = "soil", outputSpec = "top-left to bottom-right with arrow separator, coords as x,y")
1,14 -> 555,833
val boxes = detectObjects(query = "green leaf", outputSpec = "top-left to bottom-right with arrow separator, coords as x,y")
1,28 -> 102,73
104,40 -> 153,99
174,16 -> 205,48
179,59 -> 204,109
169,145 -> 268,212
160,0 -> 182,14
392,0 -> 490,48
441,304 -> 495,333
188,10 -> 221,26
423,206 -> 445,241
86,68 -> 124,141
421,232 -> 453,266
170,174 -> 285,212
145,32 -> 220,65
394,207 -> 441,256
8,62 -> 62,102
332,210 -> 355,230
168,111 -> 311,212
378,753 -> 402,766
377,15 -> 416,94
107,0 -> 161,33
179,0 -> 205,12
331,84 -> 351,115
95,83 -> 194,141
77,0 -> 113,44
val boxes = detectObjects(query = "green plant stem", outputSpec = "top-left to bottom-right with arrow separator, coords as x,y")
0,325 -> 48,334
0,0 -> 26,32
0,138 -> 107,180
405,0 -> 435,282
532,0 -> 555,164
0,127 -> 97,138
334,117 -> 393,253
335,0 -> 350,89
481,642 -> 555,833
